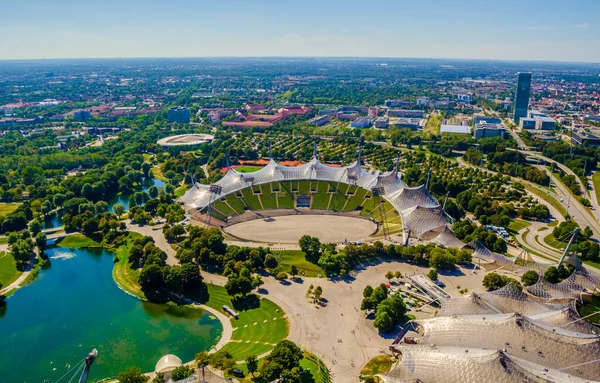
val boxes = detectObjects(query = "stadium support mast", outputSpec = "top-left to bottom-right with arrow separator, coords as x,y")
225,154 -> 231,170
425,169 -> 431,190
78,349 -> 98,383
395,152 -> 400,176
557,228 -> 579,268
357,144 -> 362,166
268,140 -> 272,159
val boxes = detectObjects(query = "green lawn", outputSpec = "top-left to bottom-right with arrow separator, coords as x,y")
548,220 -> 559,227
200,284 -> 289,361
174,185 -> 188,197
225,352 -> 329,383
226,193 -> 247,215
360,355 -> 394,377
274,250 -> 325,278
578,294 -> 600,324
424,113 -> 442,136
259,184 -> 278,209
57,234 -> 100,248
241,188 -> 263,211
543,232 -> 567,250
112,232 -> 145,299
524,184 -> 567,218
508,219 -> 532,233
0,252 -> 22,289
235,166 -> 262,173
593,172 -> 600,206
0,202 -> 21,218
213,199 -> 237,218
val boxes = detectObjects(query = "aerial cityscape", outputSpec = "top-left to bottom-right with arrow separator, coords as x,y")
1,1 -> 600,383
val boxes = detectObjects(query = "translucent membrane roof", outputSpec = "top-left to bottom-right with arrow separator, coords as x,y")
384,345 -> 594,383
180,158 -> 462,243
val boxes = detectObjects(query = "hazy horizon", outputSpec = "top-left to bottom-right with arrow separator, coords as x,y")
2,0 -> 600,63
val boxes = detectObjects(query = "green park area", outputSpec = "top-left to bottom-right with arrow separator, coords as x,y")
523,184 -> 567,218
507,219 -> 531,233
579,294 -> 600,324
57,234 -> 101,249
0,252 -> 22,289
274,250 -> 325,278
112,232 -> 145,299
0,203 -> 21,218
201,284 -> 289,361
593,172 -> 600,205
360,355 -> 395,379
228,352 -> 330,383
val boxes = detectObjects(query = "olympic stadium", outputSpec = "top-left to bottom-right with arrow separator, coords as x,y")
157,133 -> 214,147
180,155 -> 461,245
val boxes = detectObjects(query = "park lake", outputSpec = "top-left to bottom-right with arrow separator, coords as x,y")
0,246 -> 221,382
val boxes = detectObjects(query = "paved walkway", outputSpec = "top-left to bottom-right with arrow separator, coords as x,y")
0,251 -> 37,296
125,220 -> 179,265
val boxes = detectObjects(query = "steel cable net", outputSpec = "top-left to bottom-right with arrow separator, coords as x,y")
526,271 -> 599,300
469,239 -> 524,272
400,205 -> 449,239
389,185 -> 439,212
383,345 -> 594,383
439,283 -> 561,317
431,225 -> 466,249
410,313 -> 600,380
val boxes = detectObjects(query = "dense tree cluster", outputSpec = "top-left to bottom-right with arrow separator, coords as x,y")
361,284 -> 407,333
482,273 -> 521,291
452,220 -> 507,253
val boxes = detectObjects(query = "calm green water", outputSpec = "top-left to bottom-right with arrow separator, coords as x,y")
0,247 -> 221,382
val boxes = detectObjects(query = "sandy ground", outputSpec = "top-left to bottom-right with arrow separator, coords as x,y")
256,261 -> 486,382
224,215 -> 378,244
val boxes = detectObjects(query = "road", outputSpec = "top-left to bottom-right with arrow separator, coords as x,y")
124,220 -> 179,265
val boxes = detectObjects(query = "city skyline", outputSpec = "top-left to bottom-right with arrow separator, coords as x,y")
1,0 -> 600,63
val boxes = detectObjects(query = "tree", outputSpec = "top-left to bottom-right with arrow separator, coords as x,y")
314,285 -> 323,303
116,367 -> 149,383
385,271 -> 394,283
276,271 -> 288,280
148,185 -> 159,199
35,232 -> 47,252
544,266 -> 560,284
260,340 -> 303,381
171,366 -> 194,381
11,239 -> 34,265
427,269 -> 438,281
113,203 -> 125,218
139,264 -> 163,290
195,352 -> 211,367
521,270 -> 539,286
394,271 -> 402,280
246,355 -> 258,377
299,235 -> 321,262
363,285 -> 373,298
373,311 -> 394,333
290,265 -> 299,278
482,272 -> 521,291
141,162 -> 152,178
29,220 -> 42,236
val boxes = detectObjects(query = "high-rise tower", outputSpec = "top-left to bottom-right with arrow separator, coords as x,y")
513,72 -> 532,123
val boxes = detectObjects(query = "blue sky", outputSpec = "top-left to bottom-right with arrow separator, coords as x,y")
1,0 -> 599,62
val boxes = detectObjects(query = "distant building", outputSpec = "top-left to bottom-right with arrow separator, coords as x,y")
528,110 -> 547,119
385,100 -> 405,108
374,116 -> 389,129
513,72 -> 532,123
416,97 -> 430,107
585,115 -> 600,123
473,116 -> 501,125
309,115 -> 330,126
441,125 -> 470,135
337,112 -> 358,121
535,116 -> 556,130
473,123 -> 505,139
457,94 -> 473,103
73,110 -> 91,122
520,117 -> 536,130
572,130 -> 600,147
350,117 -> 371,129
388,109 -> 424,118
393,118 -> 421,130
167,106 -> 190,124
